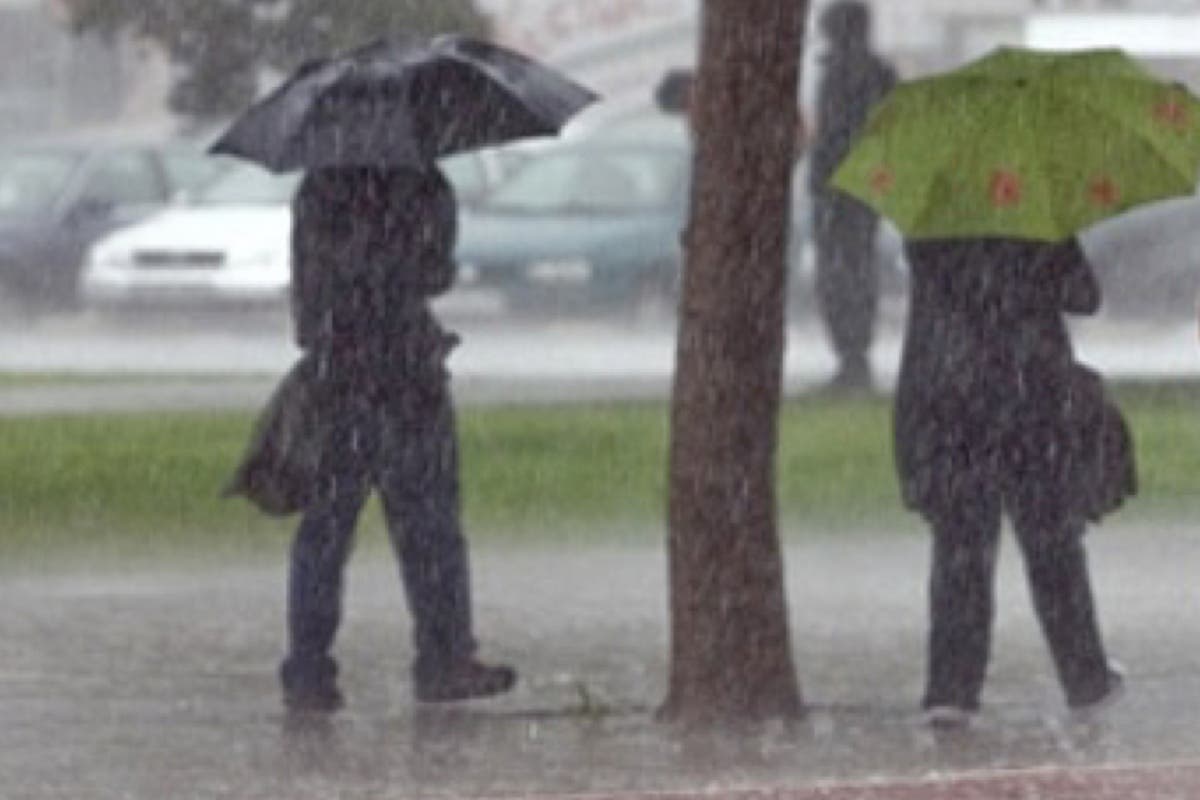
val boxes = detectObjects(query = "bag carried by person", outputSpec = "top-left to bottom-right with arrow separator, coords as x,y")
222,354 -> 323,516
1063,363 -> 1137,522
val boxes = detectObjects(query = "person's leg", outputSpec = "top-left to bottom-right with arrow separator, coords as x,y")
378,398 -> 514,701
922,483 -> 1003,714
279,411 -> 372,711
1009,492 -> 1118,707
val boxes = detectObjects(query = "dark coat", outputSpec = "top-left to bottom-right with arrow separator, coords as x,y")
225,166 -> 461,514
894,238 -> 1135,520
808,40 -> 897,197
290,165 -> 460,408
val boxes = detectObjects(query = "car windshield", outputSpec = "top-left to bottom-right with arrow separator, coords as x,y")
483,148 -> 684,214
0,150 -> 80,216
195,164 -> 300,205
162,150 -> 234,197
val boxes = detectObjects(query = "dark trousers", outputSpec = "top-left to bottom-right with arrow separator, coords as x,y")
281,391 -> 476,690
813,194 -> 879,372
922,473 -> 1111,709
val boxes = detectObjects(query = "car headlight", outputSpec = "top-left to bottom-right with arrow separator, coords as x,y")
240,249 -> 286,270
525,258 -> 593,284
86,245 -> 130,270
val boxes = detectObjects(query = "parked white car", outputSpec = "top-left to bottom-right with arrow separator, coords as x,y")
81,151 -> 519,313
81,163 -> 300,311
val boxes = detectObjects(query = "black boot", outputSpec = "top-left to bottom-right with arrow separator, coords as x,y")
414,659 -> 517,703
280,654 -> 344,713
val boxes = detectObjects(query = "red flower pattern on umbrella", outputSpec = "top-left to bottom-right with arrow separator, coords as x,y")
1089,175 -> 1120,208
989,169 -> 1022,207
869,165 -> 895,196
1154,96 -> 1190,131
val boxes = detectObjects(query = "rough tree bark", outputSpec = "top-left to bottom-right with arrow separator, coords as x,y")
661,0 -> 809,724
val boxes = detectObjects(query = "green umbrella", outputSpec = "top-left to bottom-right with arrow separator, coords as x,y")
831,46 -> 1200,241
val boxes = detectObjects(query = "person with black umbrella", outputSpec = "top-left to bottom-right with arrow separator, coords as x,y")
213,34 -> 598,712
278,163 -> 517,712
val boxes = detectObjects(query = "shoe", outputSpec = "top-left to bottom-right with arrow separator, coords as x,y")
280,654 -> 343,713
415,660 -> 517,703
1069,662 -> 1125,715
923,704 -> 976,729
283,682 -> 345,713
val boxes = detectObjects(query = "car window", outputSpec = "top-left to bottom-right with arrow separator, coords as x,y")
160,150 -> 231,196
0,150 -> 80,216
196,165 -> 301,205
79,151 -> 166,207
485,149 -> 684,214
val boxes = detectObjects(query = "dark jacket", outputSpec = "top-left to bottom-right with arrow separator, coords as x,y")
894,238 -> 1134,518
225,166 -> 461,514
808,41 -> 897,197
290,165 -> 460,405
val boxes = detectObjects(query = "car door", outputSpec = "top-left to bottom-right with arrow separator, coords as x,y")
49,148 -> 171,300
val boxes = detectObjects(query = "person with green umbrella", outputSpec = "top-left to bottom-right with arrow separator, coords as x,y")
895,236 -> 1132,727
831,46 -> 1200,726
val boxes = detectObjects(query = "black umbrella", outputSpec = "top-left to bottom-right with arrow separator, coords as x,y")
210,34 -> 600,173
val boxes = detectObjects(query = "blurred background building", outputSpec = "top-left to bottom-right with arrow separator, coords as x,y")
3,0 -> 1200,137
478,0 -> 1200,119
0,0 -> 171,138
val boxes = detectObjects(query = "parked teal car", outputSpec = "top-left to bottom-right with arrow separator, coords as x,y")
454,135 -> 693,319
453,114 -> 900,320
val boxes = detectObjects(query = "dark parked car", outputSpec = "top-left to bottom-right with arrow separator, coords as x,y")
0,138 -> 227,309
453,113 -> 904,320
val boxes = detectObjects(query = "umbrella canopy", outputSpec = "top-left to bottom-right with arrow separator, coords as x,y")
210,34 -> 600,173
831,47 -> 1200,241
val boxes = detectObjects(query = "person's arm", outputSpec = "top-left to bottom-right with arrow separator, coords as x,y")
290,182 -> 325,350
1050,239 -> 1101,315
410,173 -> 458,296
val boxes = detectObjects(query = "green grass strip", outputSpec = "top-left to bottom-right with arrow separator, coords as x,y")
1,380 -> 1197,567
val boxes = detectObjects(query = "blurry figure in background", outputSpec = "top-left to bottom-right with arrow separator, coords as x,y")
808,0 -> 896,392
895,236 -> 1134,728
279,164 -> 515,712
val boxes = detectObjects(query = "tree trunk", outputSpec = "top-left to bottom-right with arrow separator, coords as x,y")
660,0 -> 809,724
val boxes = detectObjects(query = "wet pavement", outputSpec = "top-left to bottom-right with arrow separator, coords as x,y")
2,308 -> 1199,797
3,521 -> 1198,799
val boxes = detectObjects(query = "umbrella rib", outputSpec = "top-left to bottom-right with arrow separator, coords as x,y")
911,77 -> 1198,240
907,88 -> 995,238
1047,79 -> 1200,179
1027,101 -> 1067,240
